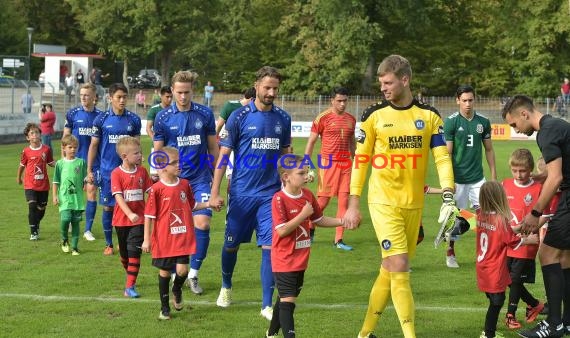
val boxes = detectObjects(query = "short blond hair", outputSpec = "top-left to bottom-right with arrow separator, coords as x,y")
509,148 -> 534,170
116,136 -> 140,156
155,146 -> 179,168
61,134 -> 79,147
377,55 -> 412,79
171,71 -> 199,86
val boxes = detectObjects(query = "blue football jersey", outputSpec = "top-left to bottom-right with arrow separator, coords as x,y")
220,101 -> 291,197
64,105 -> 103,163
153,102 -> 216,183
92,109 -> 141,176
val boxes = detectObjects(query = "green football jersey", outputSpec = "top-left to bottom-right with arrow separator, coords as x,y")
443,112 -> 492,184
53,158 -> 87,211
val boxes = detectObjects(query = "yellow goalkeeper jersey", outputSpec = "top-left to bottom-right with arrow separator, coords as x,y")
350,100 -> 454,209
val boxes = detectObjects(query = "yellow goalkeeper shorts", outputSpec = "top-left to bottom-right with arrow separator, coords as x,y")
369,204 -> 422,259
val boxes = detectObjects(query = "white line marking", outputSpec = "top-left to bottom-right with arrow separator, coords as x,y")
0,293 -> 485,312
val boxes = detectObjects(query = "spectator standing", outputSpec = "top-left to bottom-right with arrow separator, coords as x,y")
21,92 -> 34,114
204,81 -> 214,108
38,103 -> 56,150
65,73 -> 74,98
561,78 -> 570,106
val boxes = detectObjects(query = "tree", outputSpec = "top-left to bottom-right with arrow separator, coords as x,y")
66,0 -> 151,86
279,0 -> 381,95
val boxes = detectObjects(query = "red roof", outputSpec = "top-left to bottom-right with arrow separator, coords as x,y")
31,53 -> 105,59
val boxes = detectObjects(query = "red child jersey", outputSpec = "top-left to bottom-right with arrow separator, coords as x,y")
271,187 -> 323,272
20,144 -> 54,191
502,178 -> 541,259
476,211 -> 523,293
311,110 -> 356,160
111,165 -> 153,227
144,178 -> 197,259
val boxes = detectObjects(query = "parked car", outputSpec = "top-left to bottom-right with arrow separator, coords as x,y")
128,69 -> 161,88
0,74 -> 15,87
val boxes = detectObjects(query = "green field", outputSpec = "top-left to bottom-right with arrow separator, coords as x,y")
0,138 -> 545,337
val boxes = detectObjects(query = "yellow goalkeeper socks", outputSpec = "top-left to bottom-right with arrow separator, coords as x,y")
359,266 -> 391,337
391,271 -> 416,338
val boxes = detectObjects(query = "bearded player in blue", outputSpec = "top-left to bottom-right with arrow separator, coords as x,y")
210,66 -> 292,321
153,70 -> 219,295
87,83 -> 141,255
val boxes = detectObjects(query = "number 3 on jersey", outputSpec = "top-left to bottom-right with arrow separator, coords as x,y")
477,232 -> 488,262
466,134 -> 474,147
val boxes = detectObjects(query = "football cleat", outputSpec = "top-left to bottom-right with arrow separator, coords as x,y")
517,320 -> 564,338
334,240 -> 353,251
446,254 -> 459,268
480,331 -> 505,338
61,240 -> 70,253
260,306 -> 273,321
124,286 -> 140,298
525,302 -> 545,323
172,287 -> 183,311
158,308 -> 171,320
187,277 -> 203,295
83,231 -> 96,241
506,314 -> 522,329
216,287 -> 232,308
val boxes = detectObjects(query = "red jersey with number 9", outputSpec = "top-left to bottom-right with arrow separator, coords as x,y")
476,211 -> 522,293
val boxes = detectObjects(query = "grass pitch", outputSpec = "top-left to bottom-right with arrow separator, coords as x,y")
0,137 -> 544,337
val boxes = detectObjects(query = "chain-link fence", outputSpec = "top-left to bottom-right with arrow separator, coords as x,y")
0,82 -> 563,138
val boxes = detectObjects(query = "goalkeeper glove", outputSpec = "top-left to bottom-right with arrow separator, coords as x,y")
435,190 -> 459,247
441,190 -> 455,205
438,190 -> 457,224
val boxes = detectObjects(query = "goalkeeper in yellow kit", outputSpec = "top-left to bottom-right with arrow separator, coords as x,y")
343,55 -> 455,338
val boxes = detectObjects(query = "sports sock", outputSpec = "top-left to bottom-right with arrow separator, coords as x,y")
485,292 -> 505,338
191,228 -> 210,271
507,282 -> 522,316
172,273 -> 187,293
28,202 -> 38,234
279,301 -> 296,338
520,285 -> 539,308
542,263 -> 564,326
188,268 -> 198,279
120,257 -> 128,271
126,257 -> 141,288
36,208 -> 46,223
261,248 -> 274,308
102,209 -> 113,246
335,193 -> 348,244
360,266 -> 391,337
84,200 -> 97,232
562,268 -> 570,325
221,247 -> 237,289
70,220 -> 80,250
391,271 -> 415,338
158,274 -> 170,310
268,299 -> 281,335
60,218 -> 70,241
447,241 -> 455,255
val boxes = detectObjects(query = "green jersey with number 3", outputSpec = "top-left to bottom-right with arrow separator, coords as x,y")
443,112 -> 491,184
